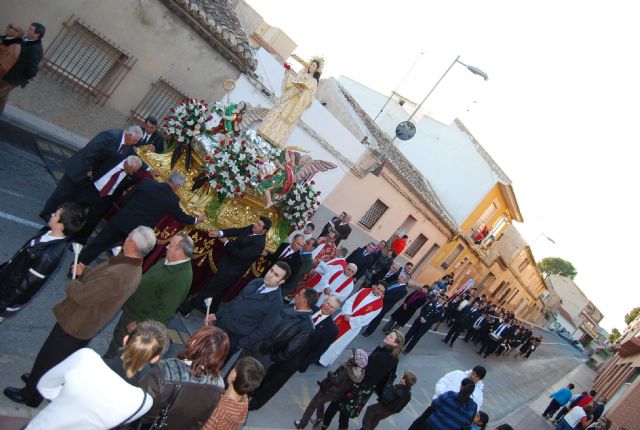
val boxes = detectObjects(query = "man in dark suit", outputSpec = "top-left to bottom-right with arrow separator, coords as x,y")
404,295 -> 447,353
179,215 -> 272,315
319,211 -> 345,238
443,301 -> 482,347
246,294 -> 340,410
261,234 -> 305,279
362,272 -> 409,336
333,214 -> 352,245
282,237 -> 318,297
346,242 -> 376,280
0,22 -> 45,114
39,126 -> 144,220
70,155 -> 143,245
207,261 -> 291,358
135,115 -> 165,153
78,172 -> 203,265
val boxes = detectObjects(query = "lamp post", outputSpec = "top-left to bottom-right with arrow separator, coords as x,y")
370,55 -> 488,173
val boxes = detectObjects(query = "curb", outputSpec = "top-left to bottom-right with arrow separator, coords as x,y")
1,105 -> 86,150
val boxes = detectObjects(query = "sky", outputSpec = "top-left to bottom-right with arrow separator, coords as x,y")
245,0 -> 640,331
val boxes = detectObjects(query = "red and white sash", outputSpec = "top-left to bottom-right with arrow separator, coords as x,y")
334,288 -> 383,338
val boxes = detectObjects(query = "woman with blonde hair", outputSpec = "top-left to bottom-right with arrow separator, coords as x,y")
135,325 -> 229,429
25,320 -> 168,429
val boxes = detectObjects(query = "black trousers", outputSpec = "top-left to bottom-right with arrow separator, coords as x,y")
180,268 -> 240,314
322,400 -> 349,429
543,399 -> 562,417
70,186 -> 115,245
404,319 -> 431,353
408,406 -> 434,430
78,222 -> 126,265
40,175 -> 83,221
361,403 -> 392,430
249,360 -> 298,410
478,337 -> 500,356
23,323 -> 89,401
443,324 -> 466,346
363,307 -> 391,336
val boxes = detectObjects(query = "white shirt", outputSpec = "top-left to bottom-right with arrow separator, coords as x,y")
257,283 -> 279,294
563,406 -> 586,427
93,160 -> 127,195
311,310 -> 331,326
27,348 -> 152,429
433,369 -> 484,409
165,257 -> 191,266
30,231 -> 65,246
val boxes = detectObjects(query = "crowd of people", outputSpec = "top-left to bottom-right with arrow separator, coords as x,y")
0,19 -> 588,429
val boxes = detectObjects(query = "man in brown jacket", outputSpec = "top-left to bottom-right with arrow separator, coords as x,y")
0,23 -> 23,77
3,225 -> 157,407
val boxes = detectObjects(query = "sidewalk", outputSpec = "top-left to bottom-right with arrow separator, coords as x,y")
492,362 -> 595,429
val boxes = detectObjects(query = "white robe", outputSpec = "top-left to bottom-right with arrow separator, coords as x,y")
314,265 -> 354,305
319,291 -> 382,366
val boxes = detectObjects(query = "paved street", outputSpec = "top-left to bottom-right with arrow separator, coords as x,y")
0,121 -> 595,429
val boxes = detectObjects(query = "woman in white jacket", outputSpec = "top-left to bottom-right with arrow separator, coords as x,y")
26,320 -> 168,430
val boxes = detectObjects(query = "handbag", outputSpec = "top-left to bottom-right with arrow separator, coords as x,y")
381,372 -> 396,401
147,384 -> 182,430
339,384 -> 374,418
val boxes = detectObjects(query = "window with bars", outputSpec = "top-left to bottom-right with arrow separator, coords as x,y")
359,199 -> 388,230
440,244 -> 463,270
130,79 -> 188,124
42,16 -> 135,105
405,233 -> 427,257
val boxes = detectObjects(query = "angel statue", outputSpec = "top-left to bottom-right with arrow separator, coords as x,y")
211,102 -> 247,138
257,148 -> 336,208
257,56 -> 324,148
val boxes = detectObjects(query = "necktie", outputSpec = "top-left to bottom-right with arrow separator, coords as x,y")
99,169 -> 125,197
118,144 -> 126,154
256,285 -> 266,293
312,313 -> 321,325
280,246 -> 291,258
142,133 -> 148,144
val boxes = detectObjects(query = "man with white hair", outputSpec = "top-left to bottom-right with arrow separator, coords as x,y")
71,155 -> 143,245
78,172 -> 205,265
314,262 -> 357,305
39,125 -> 144,220
104,232 -> 194,358
4,226 -> 156,408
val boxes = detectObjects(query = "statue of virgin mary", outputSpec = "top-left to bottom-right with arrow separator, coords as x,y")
258,56 -> 324,147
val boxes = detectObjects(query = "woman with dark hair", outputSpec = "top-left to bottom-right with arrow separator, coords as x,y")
422,378 -> 478,430
135,326 -> 229,429
383,284 -> 430,333
320,330 -> 405,430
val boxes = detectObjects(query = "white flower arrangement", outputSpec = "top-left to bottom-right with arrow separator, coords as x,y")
163,98 -> 213,144
197,138 -> 264,200
281,181 -> 321,228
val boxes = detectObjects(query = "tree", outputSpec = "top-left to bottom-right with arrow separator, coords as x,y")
609,328 -> 621,343
625,307 -> 640,325
538,257 -> 577,279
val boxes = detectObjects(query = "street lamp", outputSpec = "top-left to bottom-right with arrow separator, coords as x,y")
370,55 -> 488,173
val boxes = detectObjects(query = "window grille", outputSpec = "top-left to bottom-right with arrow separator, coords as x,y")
42,16 -> 135,105
440,244 -> 463,270
405,233 -> 427,257
359,199 -> 388,230
130,79 -> 188,124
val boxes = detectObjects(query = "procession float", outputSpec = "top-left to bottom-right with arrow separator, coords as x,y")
137,57 -> 335,299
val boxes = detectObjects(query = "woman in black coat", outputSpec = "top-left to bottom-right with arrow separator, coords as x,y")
0,203 -> 85,318
320,330 -> 405,429
384,285 -> 430,332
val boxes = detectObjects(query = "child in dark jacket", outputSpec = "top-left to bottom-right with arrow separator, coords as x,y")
0,202 -> 85,320
359,369 -> 417,430
294,348 -> 367,429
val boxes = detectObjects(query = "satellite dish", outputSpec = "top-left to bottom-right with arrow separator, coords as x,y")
395,121 -> 416,141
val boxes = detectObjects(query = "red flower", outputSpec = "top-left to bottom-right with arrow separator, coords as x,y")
170,108 -> 175,113
316,191 -> 321,195
216,184 -> 222,189
200,99 -> 206,104
235,186 -> 241,192
311,180 -> 315,185
284,63 -> 291,70
207,115 -> 213,121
